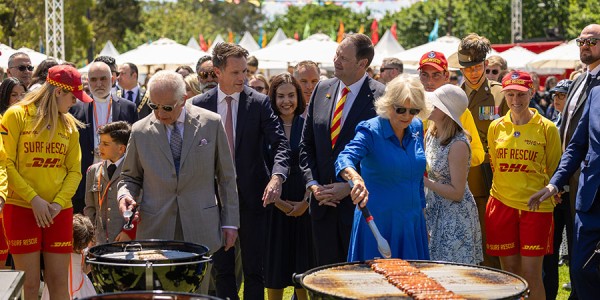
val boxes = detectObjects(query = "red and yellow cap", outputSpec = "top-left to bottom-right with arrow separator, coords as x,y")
501,70 -> 533,92
418,51 -> 448,72
47,65 -> 93,103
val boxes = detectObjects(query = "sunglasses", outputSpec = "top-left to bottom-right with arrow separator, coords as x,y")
576,38 -> 599,47
486,69 -> 499,75
250,86 -> 265,92
198,71 -> 217,80
148,101 -> 180,112
11,65 -> 34,72
394,106 -> 420,115
380,67 -> 397,73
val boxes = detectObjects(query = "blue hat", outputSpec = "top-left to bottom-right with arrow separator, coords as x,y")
550,79 -> 573,94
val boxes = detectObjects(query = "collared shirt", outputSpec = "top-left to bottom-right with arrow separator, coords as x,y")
108,156 -> 125,169
564,64 -> 600,140
165,106 -> 186,141
332,73 -> 368,127
93,95 -> 113,164
124,85 -> 141,102
216,86 -> 241,141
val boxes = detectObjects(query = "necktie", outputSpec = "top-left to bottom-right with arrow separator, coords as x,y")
170,124 -> 183,175
127,91 -> 134,102
330,87 -> 350,148
107,164 -> 117,179
225,96 -> 235,160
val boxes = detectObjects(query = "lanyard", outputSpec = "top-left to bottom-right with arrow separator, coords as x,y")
93,97 -> 112,132
69,254 -> 85,298
96,164 -> 114,243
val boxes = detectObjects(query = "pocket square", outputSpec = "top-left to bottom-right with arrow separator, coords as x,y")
199,138 -> 208,146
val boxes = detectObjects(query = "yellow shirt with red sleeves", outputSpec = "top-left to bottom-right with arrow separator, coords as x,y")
423,109 -> 485,166
487,108 -> 561,212
0,104 -> 82,209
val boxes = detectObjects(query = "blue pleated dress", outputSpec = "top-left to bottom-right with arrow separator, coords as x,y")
335,116 -> 430,261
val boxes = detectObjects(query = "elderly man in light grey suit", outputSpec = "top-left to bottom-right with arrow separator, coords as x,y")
117,70 -> 239,293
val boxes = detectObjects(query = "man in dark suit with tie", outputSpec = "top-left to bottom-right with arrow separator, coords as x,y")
192,42 -> 290,300
530,24 -> 600,300
70,61 -> 138,213
117,62 -> 152,119
299,33 -> 386,266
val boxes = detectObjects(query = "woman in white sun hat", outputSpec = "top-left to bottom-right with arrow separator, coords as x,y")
424,83 -> 483,265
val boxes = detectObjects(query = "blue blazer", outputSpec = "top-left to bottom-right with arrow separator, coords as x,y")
551,85 -> 600,212
191,86 -> 291,212
299,76 -> 386,221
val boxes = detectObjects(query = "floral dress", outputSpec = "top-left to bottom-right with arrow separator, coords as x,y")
425,132 -> 483,265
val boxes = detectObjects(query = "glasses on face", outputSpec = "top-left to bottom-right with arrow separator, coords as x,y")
148,101 -> 180,112
380,67 -> 397,73
394,105 -> 420,115
553,93 -> 567,100
576,38 -> 599,47
419,72 -> 444,80
250,86 -> 265,93
10,65 -> 34,72
198,71 -> 216,80
486,69 -> 499,75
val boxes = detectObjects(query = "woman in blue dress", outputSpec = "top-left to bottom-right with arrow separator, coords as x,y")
335,74 -> 430,261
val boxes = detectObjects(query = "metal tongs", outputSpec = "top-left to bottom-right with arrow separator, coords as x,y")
123,205 -> 138,230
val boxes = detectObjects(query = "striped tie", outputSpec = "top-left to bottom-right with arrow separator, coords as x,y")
330,87 -> 350,148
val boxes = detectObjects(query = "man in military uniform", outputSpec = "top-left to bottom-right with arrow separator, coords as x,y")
458,33 -> 508,269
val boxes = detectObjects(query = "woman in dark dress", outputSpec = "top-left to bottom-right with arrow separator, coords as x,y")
264,73 -> 313,300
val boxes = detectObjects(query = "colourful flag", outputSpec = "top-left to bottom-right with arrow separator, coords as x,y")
294,32 -> 299,40
258,29 -> 264,48
303,22 -> 311,40
228,30 -> 234,43
261,30 -> 268,48
337,21 -> 345,43
391,23 -> 397,40
358,24 -> 365,34
428,19 -> 439,42
371,19 -> 379,45
199,34 -> 208,52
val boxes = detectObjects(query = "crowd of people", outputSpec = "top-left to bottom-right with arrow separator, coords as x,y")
0,23 -> 600,300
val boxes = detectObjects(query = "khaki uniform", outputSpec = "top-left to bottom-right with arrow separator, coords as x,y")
462,78 -> 508,269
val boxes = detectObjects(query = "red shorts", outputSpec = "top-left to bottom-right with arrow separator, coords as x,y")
485,196 -> 553,257
0,217 -> 8,261
3,204 -> 73,254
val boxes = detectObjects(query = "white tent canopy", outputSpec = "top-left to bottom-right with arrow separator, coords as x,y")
116,38 -> 207,73
266,28 -> 288,47
238,31 -> 260,52
498,46 -> 537,70
208,34 -> 225,54
372,29 -> 405,66
186,37 -> 201,51
0,44 -> 16,68
393,36 -> 461,69
99,40 -> 120,57
0,46 -> 50,68
250,38 -> 299,69
526,39 -> 579,69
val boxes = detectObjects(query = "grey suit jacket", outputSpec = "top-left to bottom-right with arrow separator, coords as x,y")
84,160 -> 128,244
117,102 -> 239,253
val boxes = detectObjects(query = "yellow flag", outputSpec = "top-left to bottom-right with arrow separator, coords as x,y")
358,24 -> 365,34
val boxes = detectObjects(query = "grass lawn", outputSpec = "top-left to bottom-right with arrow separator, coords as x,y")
236,265 -> 572,299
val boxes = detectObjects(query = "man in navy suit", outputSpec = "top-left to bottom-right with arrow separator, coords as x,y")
530,24 -> 600,300
70,61 -> 138,213
191,42 -> 290,300
299,33 -> 386,266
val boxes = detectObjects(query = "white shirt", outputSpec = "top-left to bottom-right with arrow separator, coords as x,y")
92,96 -> 113,164
216,86 -> 241,141
564,64 -> 600,143
124,85 -> 141,102
331,73 -> 368,128
165,107 -> 186,141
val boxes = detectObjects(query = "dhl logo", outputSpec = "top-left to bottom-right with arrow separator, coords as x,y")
50,241 -> 72,247
498,163 -> 535,173
522,245 -> 543,250
26,158 -> 62,168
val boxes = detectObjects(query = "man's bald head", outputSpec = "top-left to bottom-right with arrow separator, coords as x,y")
88,62 -> 113,98
579,24 -> 600,69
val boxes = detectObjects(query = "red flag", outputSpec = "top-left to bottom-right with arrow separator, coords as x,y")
391,23 -> 397,40
371,19 -> 379,45
199,34 -> 208,52
294,32 -> 299,40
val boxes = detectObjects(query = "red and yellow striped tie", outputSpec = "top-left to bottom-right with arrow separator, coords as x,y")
330,87 -> 350,148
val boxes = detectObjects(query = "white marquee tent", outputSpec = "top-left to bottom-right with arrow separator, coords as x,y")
372,29 -> 405,66
393,35 -> 461,69
99,40 -> 120,57
238,31 -> 260,52
266,28 -> 288,48
115,38 -> 207,73
526,39 -> 579,69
